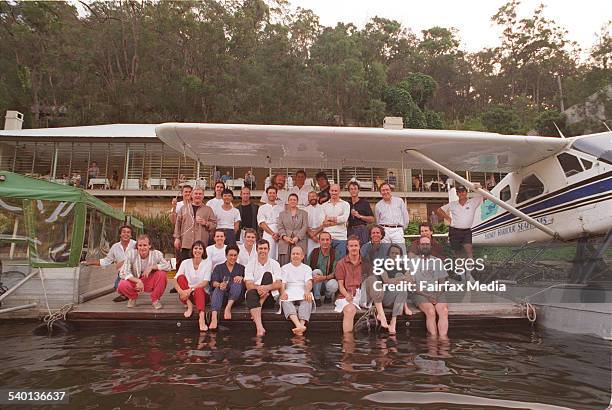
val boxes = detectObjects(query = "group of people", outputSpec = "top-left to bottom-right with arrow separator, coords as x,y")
85,170 -> 484,338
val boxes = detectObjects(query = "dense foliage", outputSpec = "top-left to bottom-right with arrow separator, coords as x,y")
0,0 -> 609,135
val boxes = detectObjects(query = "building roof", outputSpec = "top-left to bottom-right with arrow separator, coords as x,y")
0,123 -> 158,138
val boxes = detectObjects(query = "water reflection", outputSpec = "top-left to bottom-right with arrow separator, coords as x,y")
0,323 -> 609,409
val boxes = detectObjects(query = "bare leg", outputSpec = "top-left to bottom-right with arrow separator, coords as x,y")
388,316 -> 397,335
404,303 -> 413,316
342,304 -> 356,333
251,307 -> 265,336
198,311 -> 208,332
289,314 -> 306,335
224,300 -> 235,320
435,303 -> 449,337
184,300 -> 193,318
374,302 -> 389,328
209,311 -> 218,330
419,303 -> 438,336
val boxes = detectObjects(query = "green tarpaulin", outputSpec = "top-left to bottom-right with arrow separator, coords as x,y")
0,171 -> 124,220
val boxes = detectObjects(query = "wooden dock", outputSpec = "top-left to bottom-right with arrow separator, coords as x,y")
67,289 -> 528,331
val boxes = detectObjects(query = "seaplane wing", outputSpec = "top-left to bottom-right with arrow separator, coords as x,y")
155,123 -> 569,171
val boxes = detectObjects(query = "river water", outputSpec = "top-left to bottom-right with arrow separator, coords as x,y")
0,322 -> 609,409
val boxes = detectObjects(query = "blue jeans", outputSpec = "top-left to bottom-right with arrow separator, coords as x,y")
331,239 -> 347,259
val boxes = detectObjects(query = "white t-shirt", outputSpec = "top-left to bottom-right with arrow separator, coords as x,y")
320,199 -> 350,240
175,200 -> 186,214
281,262 -> 313,301
245,257 -> 282,297
238,243 -> 257,267
174,258 -> 212,287
305,204 -> 324,229
375,197 -> 410,227
216,206 -> 241,230
206,198 -> 224,216
257,203 -> 284,230
99,239 -> 136,271
206,244 -> 227,270
441,196 -> 483,229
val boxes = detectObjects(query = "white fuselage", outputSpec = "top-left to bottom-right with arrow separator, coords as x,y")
471,145 -> 612,245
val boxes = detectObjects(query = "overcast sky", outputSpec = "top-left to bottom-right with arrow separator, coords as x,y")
289,0 -> 611,53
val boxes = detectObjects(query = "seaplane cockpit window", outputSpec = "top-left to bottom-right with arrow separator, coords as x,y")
516,174 -> 544,204
580,158 -> 593,170
499,185 -> 511,202
557,153 -> 583,177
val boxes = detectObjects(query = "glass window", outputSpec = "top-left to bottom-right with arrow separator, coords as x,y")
30,200 -> 75,264
581,158 -> 593,170
517,175 -> 545,203
557,153 -> 583,177
499,185 -> 511,202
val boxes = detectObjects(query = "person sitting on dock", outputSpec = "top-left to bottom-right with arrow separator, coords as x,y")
82,224 -> 136,303
174,186 -> 217,269
206,229 -> 228,270
412,236 -> 449,338
308,231 -> 338,306
216,188 -> 241,245
173,240 -> 212,332
117,234 -> 170,310
362,244 -> 411,335
280,246 -> 314,336
244,239 -> 283,336
334,235 -> 366,333
360,225 -> 390,265
408,222 -> 445,259
257,186 -> 283,260
238,228 -> 258,267
209,244 -> 245,330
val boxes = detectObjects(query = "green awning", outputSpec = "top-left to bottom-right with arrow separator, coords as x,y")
0,171 -> 124,220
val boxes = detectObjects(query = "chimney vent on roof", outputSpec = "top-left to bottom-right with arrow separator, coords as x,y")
4,111 -> 24,130
383,116 -> 403,130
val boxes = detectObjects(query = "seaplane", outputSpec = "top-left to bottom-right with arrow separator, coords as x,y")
156,122 -> 611,277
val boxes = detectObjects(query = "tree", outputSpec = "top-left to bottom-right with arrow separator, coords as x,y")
534,109 -> 567,137
481,106 -> 521,134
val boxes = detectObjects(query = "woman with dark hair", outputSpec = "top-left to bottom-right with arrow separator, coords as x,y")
173,240 -> 212,332
362,244 -> 411,335
209,244 -> 245,330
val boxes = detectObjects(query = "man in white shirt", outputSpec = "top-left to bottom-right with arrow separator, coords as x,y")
244,239 -> 283,336
436,183 -> 483,259
216,188 -> 241,245
238,228 -> 258,267
320,184 -> 350,258
305,191 -> 324,258
206,181 -> 226,218
375,182 -> 409,253
117,234 -> 170,309
82,224 -> 136,302
261,173 -> 288,205
289,170 -> 310,209
257,186 -> 284,260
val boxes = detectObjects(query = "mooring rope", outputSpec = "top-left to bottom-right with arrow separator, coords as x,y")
523,301 -> 537,323
43,303 -> 75,332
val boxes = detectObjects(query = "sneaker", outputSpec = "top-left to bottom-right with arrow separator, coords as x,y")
170,288 -> 177,294
152,300 -> 163,310
127,299 -> 136,308
113,294 -> 128,303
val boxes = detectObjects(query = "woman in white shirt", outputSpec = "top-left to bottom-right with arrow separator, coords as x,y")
173,240 -> 212,332
280,246 -> 314,336
216,188 -> 241,245
206,229 -> 228,271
